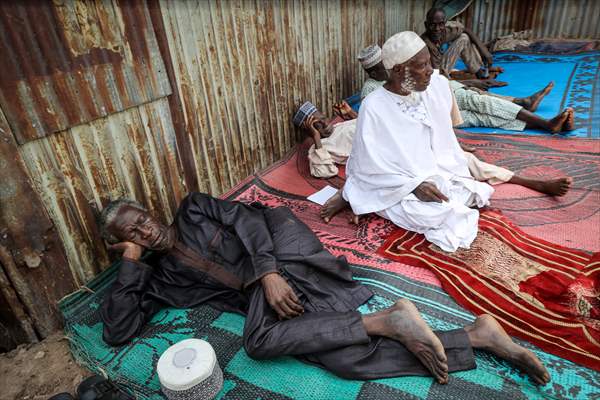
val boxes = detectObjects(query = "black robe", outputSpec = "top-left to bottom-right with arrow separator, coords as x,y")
101,193 -> 474,379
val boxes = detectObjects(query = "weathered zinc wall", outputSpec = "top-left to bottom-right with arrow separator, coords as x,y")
459,0 -> 600,42
0,0 -> 431,346
158,0 -> 413,194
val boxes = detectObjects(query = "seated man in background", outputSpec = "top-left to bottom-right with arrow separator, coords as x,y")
450,79 -> 574,133
315,42 -> 571,222
100,193 -> 549,385
422,7 -> 500,78
357,44 -> 388,99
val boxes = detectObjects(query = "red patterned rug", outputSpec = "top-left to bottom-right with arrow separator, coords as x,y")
376,210 -> 600,371
267,134 -> 600,252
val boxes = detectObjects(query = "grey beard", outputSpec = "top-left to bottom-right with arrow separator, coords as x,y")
399,67 -> 424,106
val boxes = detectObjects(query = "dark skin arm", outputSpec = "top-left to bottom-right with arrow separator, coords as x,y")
413,182 -> 449,203
462,28 -> 493,66
303,115 -> 323,149
332,101 -> 358,120
108,239 -> 304,320
261,272 -> 304,319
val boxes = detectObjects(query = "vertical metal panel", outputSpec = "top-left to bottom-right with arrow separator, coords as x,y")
159,0 -> 402,196
457,0 -> 600,42
0,108 -> 75,338
0,0 -> 171,144
385,0 -> 434,37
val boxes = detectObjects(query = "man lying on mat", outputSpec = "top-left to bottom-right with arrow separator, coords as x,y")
99,193 -> 549,384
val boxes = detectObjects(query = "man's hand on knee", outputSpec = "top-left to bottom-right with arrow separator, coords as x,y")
261,273 -> 304,319
413,182 -> 449,203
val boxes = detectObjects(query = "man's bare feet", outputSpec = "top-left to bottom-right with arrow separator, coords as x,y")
562,108 -> 575,131
364,299 -> 449,383
488,66 -> 504,73
534,177 -> 572,196
465,315 -> 550,385
516,81 -> 554,112
388,300 -> 449,383
510,176 -> 572,196
320,189 -> 359,224
546,109 -> 570,133
460,142 -> 477,153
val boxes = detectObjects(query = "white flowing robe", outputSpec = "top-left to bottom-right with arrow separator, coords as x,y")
343,70 -> 493,252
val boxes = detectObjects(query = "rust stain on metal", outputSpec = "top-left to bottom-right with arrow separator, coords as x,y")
0,0 -> 171,144
148,0 -> 197,196
458,0 -> 599,42
0,110 -> 75,337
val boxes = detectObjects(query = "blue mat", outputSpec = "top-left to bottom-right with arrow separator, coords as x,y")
347,51 -> 600,138
457,51 -> 600,138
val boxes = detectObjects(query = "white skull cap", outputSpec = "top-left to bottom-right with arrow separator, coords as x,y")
382,31 -> 426,69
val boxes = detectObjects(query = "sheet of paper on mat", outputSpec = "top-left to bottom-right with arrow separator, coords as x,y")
307,185 -> 338,205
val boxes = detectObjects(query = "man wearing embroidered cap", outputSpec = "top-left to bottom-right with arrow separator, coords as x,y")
293,100 -> 358,178
357,44 -> 388,99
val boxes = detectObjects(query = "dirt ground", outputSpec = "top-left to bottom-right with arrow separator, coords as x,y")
0,331 -> 92,400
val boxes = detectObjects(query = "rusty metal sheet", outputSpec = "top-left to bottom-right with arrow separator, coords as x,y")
459,0 -> 600,42
0,0 -> 171,144
0,108 -> 75,338
158,0 -> 393,194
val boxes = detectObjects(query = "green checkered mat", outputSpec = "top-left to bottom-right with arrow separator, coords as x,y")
60,262 -> 599,400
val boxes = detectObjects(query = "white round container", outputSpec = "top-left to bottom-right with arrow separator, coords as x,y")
157,339 -> 223,400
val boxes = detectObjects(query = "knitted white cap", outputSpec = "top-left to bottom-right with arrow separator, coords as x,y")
382,31 -> 426,69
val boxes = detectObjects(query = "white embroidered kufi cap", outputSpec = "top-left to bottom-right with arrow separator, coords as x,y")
157,339 -> 223,400
357,44 -> 382,69
382,31 -> 426,69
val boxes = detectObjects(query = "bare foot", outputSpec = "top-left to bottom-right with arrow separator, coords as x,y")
466,315 -> 550,385
382,300 -> 449,384
546,109 -> 570,134
320,189 -> 352,223
516,81 -> 554,112
562,108 -> 575,131
489,66 -> 504,73
460,142 -> 477,153
536,177 -> 572,196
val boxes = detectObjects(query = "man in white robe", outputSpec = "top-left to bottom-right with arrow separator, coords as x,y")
343,31 -> 493,252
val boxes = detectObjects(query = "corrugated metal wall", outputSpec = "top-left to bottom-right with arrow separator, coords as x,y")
459,0 -> 600,42
158,0 -> 403,194
0,0 -> 171,144
0,0 -> 596,345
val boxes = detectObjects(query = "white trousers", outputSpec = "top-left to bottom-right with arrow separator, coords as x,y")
378,179 -> 493,252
